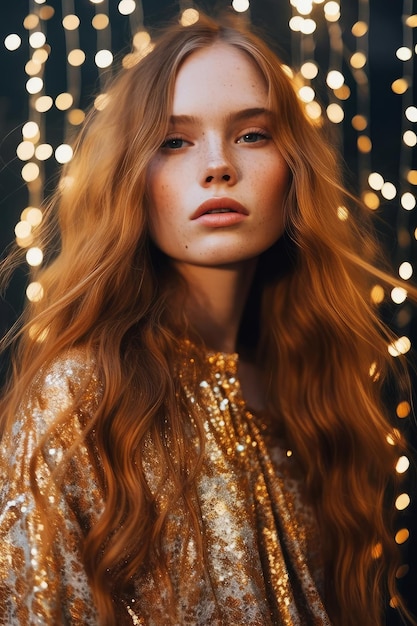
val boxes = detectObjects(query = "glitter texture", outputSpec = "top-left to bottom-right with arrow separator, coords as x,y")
0,347 -> 330,624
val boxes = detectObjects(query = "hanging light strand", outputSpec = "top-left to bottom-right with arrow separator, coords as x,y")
351,0 -> 371,192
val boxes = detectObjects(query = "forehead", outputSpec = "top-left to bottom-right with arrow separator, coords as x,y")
172,42 -> 268,115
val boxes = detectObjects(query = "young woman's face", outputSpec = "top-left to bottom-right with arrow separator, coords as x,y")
147,42 -> 289,269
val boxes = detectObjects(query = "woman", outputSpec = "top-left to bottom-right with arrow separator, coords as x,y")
0,13 -> 413,626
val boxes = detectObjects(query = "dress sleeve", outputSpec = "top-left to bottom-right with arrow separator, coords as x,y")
0,351 -> 102,625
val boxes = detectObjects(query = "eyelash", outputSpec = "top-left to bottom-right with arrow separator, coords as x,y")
160,129 -> 270,150
236,130 -> 269,144
161,137 -> 188,150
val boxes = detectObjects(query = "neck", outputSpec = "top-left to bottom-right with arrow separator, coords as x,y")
174,260 -> 257,354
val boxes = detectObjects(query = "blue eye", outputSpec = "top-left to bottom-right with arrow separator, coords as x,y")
161,137 -> 186,149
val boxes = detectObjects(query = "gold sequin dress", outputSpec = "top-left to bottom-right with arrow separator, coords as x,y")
0,347 -> 331,625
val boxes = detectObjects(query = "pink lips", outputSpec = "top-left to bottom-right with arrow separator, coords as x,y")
191,198 -> 248,227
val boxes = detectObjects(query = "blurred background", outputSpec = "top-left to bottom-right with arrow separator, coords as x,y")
0,0 -> 416,622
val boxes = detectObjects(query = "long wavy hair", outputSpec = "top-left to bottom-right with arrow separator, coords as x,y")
0,13 -> 414,626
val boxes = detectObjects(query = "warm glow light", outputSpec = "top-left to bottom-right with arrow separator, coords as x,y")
94,93 -> 111,110
62,15 -> 80,30
35,95 -> 53,112
368,172 -> 384,190
68,49 -> 86,66
67,109 -> 86,125
26,77 -> 43,95
396,456 -> 410,473
295,0 -> 313,15
35,143 -> 53,160
133,31 -> 151,50
392,78 -> 409,94
396,401 -> 411,418
55,144 -> 73,164
334,85 -> 350,100
388,336 -> 411,357
24,15 -> 40,30
406,14 -> 417,27
26,281 -> 44,302
298,86 -> 315,102
300,19 -> 316,34
15,221 -> 32,238
33,48 -> 48,64
370,285 -> 384,304
95,50 -> 113,68
403,130 -> 417,147
350,52 -> 366,69
180,8 -> 200,26
92,14 -> 110,29
118,0 -> 136,15
326,70 -> 344,89
55,93 -> 74,110
29,32 -> 46,49
395,493 -> 411,511
381,182 -> 397,200
351,21 -> 368,37
25,60 -> 41,76
17,141 -> 35,161
327,103 -> 344,123
40,6 -> 55,20
405,106 -> 417,122
289,16 -> 304,31
407,170 -> 417,185
399,262 -> 413,280
26,247 -> 44,267
4,34 -> 21,51
391,287 -> 407,304
396,47 -> 412,61
305,101 -> 322,120
232,0 -> 250,12
357,136 -> 372,153
300,61 -> 318,79
21,163 -> 40,182
401,192 -> 416,210
395,528 -> 410,545
25,207 -> 43,227
337,206 -> 348,221
362,191 -> 379,210
324,1 -> 340,21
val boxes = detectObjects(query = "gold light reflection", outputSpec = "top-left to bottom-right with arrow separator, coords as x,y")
392,78 -> 409,95
351,21 -> 368,37
395,528 -> 410,545
370,285 -> 384,304
92,14 -> 109,30
362,191 -> 379,210
396,401 -> 411,418
395,493 -> 411,511
396,455 -> 410,474
62,15 -> 80,30
388,337 -> 411,357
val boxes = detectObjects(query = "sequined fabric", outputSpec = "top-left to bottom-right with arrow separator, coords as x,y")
0,347 -> 331,625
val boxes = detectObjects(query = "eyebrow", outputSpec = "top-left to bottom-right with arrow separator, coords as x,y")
168,107 -> 275,126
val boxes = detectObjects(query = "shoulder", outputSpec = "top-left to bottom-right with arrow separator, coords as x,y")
3,347 -> 101,459
31,346 -> 100,413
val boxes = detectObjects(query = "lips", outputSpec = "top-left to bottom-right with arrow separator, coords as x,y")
191,197 -> 249,220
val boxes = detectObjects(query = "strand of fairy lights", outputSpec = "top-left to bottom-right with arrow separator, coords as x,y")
351,0 -> 370,192
288,0 -> 414,592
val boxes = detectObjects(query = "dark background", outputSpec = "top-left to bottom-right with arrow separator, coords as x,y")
1,1 -> 416,623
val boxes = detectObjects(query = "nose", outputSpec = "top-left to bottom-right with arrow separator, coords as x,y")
200,139 -> 238,187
